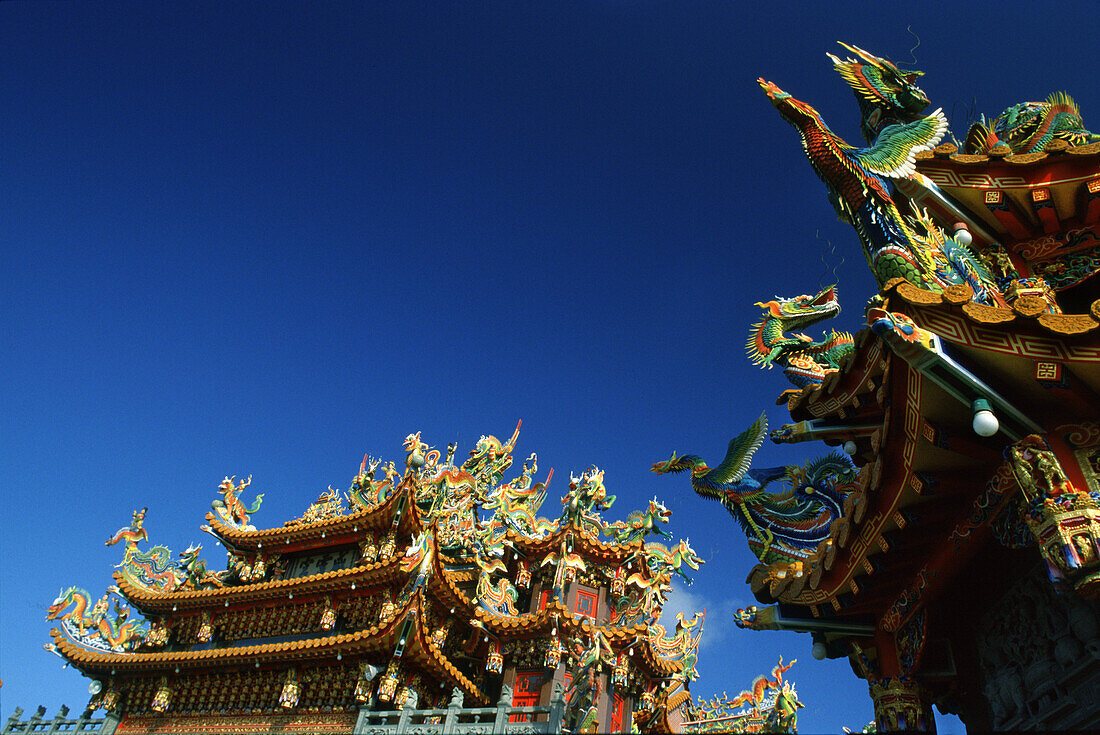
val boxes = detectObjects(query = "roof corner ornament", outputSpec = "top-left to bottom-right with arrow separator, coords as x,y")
212,475 -> 264,531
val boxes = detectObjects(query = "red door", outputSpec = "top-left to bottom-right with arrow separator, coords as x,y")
510,670 -> 542,723
610,692 -> 625,732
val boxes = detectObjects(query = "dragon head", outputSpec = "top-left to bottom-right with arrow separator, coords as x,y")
179,544 -> 202,562
676,539 -> 703,570
756,285 -> 841,332
46,587 -> 75,620
648,497 -> 672,522
828,42 -> 929,143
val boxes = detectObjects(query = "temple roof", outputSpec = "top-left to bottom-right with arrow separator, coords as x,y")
754,280 -> 1100,621
203,482 -> 414,552
114,555 -> 404,613
51,586 -> 489,703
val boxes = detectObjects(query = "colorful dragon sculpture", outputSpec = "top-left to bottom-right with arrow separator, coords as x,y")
105,504 -> 236,593
644,538 -> 704,584
349,455 -> 395,509
560,466 -> 616,535
746,285 -> 855,388
211,475 -> 264,531
603,497 -> 672,544
652,412 -> 858,566
682,657 -> 802,734
473,554 -> 520,617
177,544 -> 230,589
729,657 -> 797,717
107,509 -> 181,592
47,587 -> 149,653
481,453 -> 555,537
759,70 -> 999,304
965,91 -> 1099,154
461,421 -> 522,489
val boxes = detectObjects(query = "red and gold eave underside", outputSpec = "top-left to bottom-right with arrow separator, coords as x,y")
754,284 -> 1100,621
911,140 -> 1100,252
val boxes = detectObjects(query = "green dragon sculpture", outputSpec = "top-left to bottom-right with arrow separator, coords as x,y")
602,497 -> 672,544
746,285 -> 855,389
644,538 -> 704,584
46,586 -> 149,653
966,91 -> 1100,154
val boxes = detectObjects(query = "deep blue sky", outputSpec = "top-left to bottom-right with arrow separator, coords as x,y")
3,3 -> 1094,732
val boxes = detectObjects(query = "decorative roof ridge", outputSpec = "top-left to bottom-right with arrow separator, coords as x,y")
471,601 -> 568,635
50,608 -> 390,671
629,633 -> 682,676
114,555 -> 404,610
411,591 -> 488,704
915,138 -> 1100,164
785,334 -> 888,419
205,483 -> 412,545
505,522 -> 645,559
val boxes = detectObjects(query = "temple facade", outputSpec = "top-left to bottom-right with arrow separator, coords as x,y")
656,44 -> 1100,732
39,425 -> 705,734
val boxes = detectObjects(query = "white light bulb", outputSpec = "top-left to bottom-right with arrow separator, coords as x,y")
971,399 -> 999,437
812,641 -> 828,660
973,410 -> 999,437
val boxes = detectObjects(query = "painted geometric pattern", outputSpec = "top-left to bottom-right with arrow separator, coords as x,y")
802,339 -> 885,418
574,589 -> 597,618
919,166 -> 1095,191
913,308 -> 1100,362
510,669 -> 543,723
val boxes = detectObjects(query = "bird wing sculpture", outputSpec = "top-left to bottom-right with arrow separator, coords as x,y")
706,412 -> 769,485
854,114 -> 949,180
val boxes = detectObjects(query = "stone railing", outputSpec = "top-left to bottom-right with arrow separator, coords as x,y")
354,686 -> 567,734
2,706 -> 119,735
4,688 -> 566,735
